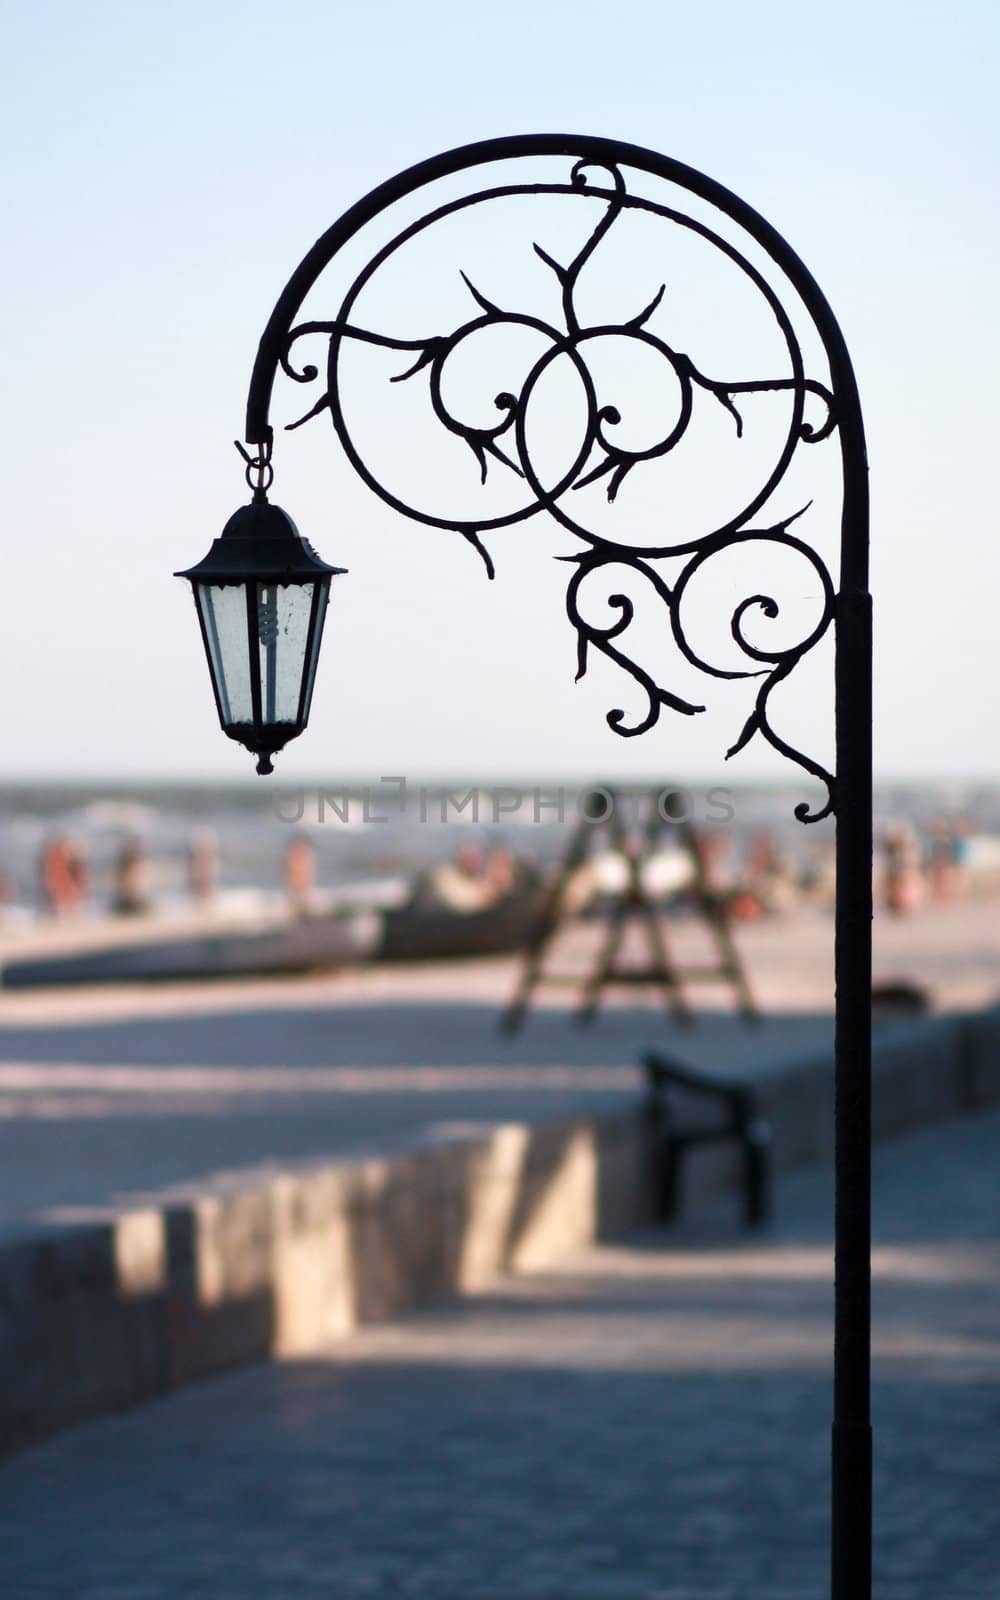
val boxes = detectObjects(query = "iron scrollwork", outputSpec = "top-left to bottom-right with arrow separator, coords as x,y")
264,154 -> 842,822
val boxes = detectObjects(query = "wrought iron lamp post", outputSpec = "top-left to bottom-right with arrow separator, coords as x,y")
179,135 -> 872,1600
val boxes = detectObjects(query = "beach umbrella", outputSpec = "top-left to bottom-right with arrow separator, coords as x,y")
176,496 -> 346,774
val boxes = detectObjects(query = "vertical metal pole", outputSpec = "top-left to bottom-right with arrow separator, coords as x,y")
832,415 -> 873,1600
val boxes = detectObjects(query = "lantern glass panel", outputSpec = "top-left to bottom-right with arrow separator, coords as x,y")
195,583 -> 253,725
299,582 -> 329,723
256,582 -> 325,725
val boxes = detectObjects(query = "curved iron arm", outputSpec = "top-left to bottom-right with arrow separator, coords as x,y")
243,136 -> 867,825
245,133 -> 866,558
245,136 -> 864,560
244,130 -> 868,604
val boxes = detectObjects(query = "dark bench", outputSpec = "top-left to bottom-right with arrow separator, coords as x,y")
641,1051 -> 773,1228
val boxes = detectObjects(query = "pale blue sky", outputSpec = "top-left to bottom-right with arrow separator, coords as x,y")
2,0 -> 997,783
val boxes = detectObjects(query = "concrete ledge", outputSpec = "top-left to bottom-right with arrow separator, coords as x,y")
2,1002 -> 999,1456
0,1108 -> 657,1455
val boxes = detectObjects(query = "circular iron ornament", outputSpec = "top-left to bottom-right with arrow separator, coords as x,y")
245,136 -> 869,827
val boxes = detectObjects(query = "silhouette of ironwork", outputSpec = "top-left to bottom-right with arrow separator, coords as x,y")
241,135 -> 872,1600
257,154 -> 841,820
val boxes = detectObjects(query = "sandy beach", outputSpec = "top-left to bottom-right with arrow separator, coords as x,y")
0,890 -> 996,1237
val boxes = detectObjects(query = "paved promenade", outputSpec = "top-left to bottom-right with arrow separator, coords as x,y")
1,892 -> 997,1235
2,1105 -> 999,1598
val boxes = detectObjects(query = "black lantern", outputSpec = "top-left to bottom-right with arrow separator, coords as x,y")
177,495 -> 346,774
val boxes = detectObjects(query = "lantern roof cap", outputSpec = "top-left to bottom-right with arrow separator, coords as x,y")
175,497 -> 347,584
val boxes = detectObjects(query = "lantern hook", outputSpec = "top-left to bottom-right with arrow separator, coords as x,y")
234,437 -> 274,500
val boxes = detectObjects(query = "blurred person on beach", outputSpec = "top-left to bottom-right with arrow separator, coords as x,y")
112,836 -> 151,916
0,873 -> 18,923
733,829 -> 800,919
486,844 -> 537,908
799,840 -> 837,907
412,842 -> 494,912
408,842 -> 532,914
188,830 -> 218,906
927,817 -> 969,901
284,835 -> 317,915
40,836 -> 90,917
489,844 -> 544,899
883,822 -> 924,915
